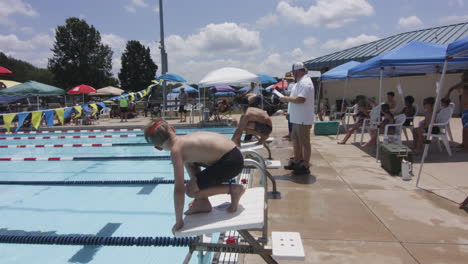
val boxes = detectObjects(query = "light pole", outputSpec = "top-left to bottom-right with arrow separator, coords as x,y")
159,0 -> 168,118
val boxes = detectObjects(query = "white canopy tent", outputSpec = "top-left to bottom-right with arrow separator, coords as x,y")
198,67 -> 262,118
199,67 -> 261,88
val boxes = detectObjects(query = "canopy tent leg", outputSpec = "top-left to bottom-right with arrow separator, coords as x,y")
336,78 -> 348,140
376,68 -> 384,162
416,59 -> 448,187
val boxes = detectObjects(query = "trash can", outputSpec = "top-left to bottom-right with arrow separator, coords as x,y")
203,109 -> 210,121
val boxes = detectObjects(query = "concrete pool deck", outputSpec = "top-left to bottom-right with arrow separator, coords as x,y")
1,113 -> 467,263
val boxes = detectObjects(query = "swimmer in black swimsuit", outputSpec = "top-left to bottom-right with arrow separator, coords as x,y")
231,107 -> 273,147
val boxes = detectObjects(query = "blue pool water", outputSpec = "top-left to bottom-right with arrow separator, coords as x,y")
0,127 -> 234,264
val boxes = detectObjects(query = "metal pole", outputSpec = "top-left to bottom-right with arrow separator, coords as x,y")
159,0 -> 168,120
376,68 -> 383,162
336,77 -> 348,139
416,59 -> 449,187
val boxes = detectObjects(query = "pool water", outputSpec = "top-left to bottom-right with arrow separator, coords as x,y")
0,127 -> 234,264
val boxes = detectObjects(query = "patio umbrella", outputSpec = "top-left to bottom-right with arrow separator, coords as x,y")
67,84 -> 96,104
0,81 -> 64,95
171,84 -> 199,94
271,80 -> 289,90
0,79 -> 21,88
211,85 -> 235,92
156,73 -> 186,83
257,74 -> 277,84
0,66 -> 12,75
96,86 -> 124,96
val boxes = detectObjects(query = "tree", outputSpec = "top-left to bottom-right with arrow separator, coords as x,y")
0,52 -> 56,86
48,17 -> 114,89
118,40 -> 157,92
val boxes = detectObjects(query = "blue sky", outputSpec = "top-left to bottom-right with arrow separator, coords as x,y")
0,0 -> 467,84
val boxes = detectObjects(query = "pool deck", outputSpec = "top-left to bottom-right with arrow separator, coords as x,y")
2,114 -> 468,263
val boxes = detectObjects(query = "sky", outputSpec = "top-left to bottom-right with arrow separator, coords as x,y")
0,0 -> 467,84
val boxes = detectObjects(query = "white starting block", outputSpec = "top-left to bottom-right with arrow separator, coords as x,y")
240,138 -> 281,169
272,232 -> 305,261
175,187 -> 302,263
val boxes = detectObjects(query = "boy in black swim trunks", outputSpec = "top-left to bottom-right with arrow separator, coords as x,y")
144,119 -> 245,234
231,107 -> 273,147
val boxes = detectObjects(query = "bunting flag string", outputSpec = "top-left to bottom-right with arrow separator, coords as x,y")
2,114 -> 16,133
0,79 -> 164,133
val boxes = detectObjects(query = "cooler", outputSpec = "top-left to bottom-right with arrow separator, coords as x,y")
314,121 -> 339,135
380,143 -> 413,175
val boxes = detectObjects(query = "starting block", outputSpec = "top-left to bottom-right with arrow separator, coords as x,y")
175,187 -> 302,263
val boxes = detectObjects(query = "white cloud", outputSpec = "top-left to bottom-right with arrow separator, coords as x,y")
439,14 -> 468,24
255,14 -> 278,28
397,16 -> 423,30
448,0 -> 464,7
132,0 -> 148,7
291,48 -> 303,57
0,33 -> 54,68
303,37 -> 318,47
124,5 -> 136,13
102,33 -> 127,54
165,22 -> 261,58
276,0 -> 374,28
153,6 -> 159,13
321,34 -> 379,51
0,0 -> 39,25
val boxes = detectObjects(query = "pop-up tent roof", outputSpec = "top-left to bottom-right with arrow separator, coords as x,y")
349,41 -> 468,77
0,81 -> 64,96
172,84 -> 198,94
199,67 -> 260,88
447,36 -> 468,57
319,61 -> 362,81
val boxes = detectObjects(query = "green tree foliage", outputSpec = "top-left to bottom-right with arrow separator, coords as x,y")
0,52 -> 56,86
48,17 -> 114,89
118,40 -> 157,92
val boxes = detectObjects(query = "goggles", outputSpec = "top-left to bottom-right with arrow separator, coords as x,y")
146,121 -> 176,149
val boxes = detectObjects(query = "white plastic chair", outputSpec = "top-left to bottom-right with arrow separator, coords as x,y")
424,106 -> 453,156
402,104 -> 419,141
344,104 -> 358,130
446,102 -> 455,142
99,107 -> 111,120
358,104 -> 381,145
382,114 -> 407,144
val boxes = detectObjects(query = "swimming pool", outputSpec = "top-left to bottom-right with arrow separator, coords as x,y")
0,127 -> 235,264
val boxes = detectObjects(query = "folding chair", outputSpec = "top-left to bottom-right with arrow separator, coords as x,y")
424,106 -> 453,156
358,104 -> 381,145
382,114 -> 407,144
403,104 -> 419,142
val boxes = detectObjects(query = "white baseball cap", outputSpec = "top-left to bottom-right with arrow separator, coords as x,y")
292,62 -> 307,72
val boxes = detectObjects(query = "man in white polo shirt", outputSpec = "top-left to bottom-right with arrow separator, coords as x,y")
280,62 -> 315,175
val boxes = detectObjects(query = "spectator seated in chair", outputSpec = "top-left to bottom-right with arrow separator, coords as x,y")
401,95 -> 416,126
362,103 -> 395,147
338,99 -> 371,144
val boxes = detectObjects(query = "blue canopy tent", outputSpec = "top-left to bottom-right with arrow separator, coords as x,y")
257,74 -> 277,84
447,36 -> 468,58
416,38 -> 468,187
155,73 -> 186,120
349,40 -> 468,161
318,61 -> 376,138
171,84 -> 198,94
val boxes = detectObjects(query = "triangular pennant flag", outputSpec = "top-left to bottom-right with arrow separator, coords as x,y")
129,93 -> 135,101
31,111 -> 43,130
16,112 -> 30,132
43,110 -> 55,127
90,104 -> 98,115
2,114 -> 16,133
55,108 -> 65,125
73,106 -> 82,118
64,107 -> 73,119
97,102 -> 106,109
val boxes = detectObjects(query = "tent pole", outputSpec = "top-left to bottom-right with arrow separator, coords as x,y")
336,77 -> 348,139
416,59 -> 449,187
376,68 -> 384,162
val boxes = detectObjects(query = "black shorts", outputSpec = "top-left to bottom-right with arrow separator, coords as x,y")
403,119 -> 413,126
195,147 -> 244,189
179,105 -> 186,113
254,122 -> 272,135
120,107 -> 128,113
